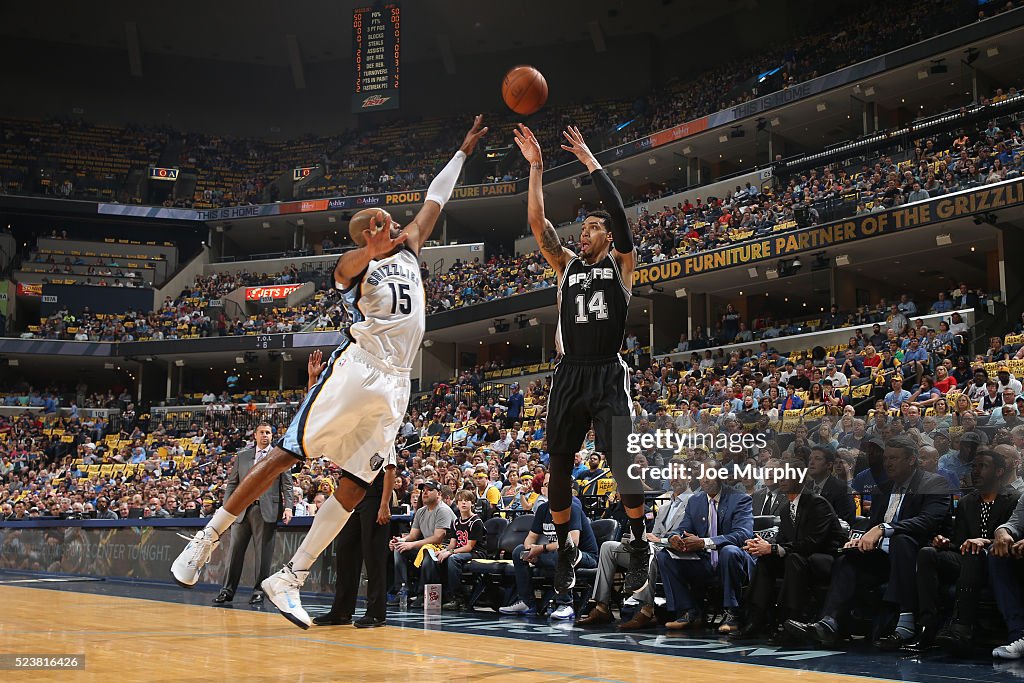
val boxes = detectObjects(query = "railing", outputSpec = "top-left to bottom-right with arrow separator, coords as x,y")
151,403 -> 300,431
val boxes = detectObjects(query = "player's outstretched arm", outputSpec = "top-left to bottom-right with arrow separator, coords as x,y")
402,115 -> 489,256
514,123 -> 571,276
561,125 -> 635,279
334,212 -> 408,289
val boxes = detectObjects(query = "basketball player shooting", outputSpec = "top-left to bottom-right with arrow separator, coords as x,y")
513,123 -> 648,596
170,115 -> 488,629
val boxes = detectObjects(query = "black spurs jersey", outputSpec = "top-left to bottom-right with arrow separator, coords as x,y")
555,253 -> 631,360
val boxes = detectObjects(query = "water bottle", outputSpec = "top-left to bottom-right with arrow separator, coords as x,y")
398,583 -> 408,611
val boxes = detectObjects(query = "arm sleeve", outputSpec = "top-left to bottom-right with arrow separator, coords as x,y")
425,151 -> 467,208
590,168 -> 634,253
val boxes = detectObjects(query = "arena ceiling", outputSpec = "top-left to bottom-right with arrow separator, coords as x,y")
3,0 -> 759,66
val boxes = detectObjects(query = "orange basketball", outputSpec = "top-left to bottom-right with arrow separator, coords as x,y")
502,65 -> 548,116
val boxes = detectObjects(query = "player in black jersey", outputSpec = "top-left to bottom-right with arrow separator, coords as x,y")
514,123 -> 649,598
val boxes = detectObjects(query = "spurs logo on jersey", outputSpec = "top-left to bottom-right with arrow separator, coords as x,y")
555,253 -> 630,359
338,246 -> 425,369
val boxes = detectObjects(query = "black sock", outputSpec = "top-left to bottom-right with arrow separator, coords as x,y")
554,521 -> 571,549
628,516 -> 646,544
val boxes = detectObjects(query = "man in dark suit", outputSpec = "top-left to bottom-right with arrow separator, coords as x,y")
751,459 -> 787,518
314,461 -> 395,628
655,458 -> 754,634
805,445 -> 856,525
737,458 -> 847,639
784,435 -> 950,648
215,422 -> 294,605
990,490 -> 1024,659
926,449 -> 1018,654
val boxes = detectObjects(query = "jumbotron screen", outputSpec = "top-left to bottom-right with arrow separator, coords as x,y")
351,2 -> 400,113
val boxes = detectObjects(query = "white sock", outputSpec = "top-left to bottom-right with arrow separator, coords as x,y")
206,508 -> 238,537
290,496 -> 352,571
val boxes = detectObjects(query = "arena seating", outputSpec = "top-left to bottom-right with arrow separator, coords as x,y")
0,0 -> 986,208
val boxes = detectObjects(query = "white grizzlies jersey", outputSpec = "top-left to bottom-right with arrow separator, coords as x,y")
337,246 -> 425,370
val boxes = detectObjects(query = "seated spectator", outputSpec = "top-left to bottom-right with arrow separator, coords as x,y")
783,436 -> 951,648
389,481 -> 456,602
989,491 -> 1024,659
649,459 -> 754,634
925,449 -> 1017,654
577,463 -> 692,628
499,489 -> 598,620
438,490 -> 487,609
737,458 -> 847,638
805,445 -> 856,524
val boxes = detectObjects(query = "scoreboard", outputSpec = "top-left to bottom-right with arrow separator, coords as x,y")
352,2 -> 401,112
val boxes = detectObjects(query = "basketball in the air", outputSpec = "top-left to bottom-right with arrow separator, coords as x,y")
502,65 -> 548,115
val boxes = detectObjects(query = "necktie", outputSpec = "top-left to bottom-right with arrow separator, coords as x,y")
884,486 -> 905,524
764,492 -> 774,515
813,482 -> 822,495
790,499 -> 798,524
254,448 -> 267,464
708,498 -> 719,568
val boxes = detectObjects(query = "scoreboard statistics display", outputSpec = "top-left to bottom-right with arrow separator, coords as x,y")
352,2 -> 401,113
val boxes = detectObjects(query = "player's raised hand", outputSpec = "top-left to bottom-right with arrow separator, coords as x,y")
513,123 -> 543,166
560,125 -> 599,170
459,114 -> 489,156
363,212 -> 408,259
307,349 -> 327,384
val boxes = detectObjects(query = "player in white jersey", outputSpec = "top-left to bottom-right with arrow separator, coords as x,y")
170,116 -> 488,628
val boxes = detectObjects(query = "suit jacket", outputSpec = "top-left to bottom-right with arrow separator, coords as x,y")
652,492 -> 691,538
674,488 -> 753,549
806,475 -> 856,525
868,468 -> 950,544
951,488 -> 1019,546
751,487 -> 786,518
995,490 -> 1024,541
776,493 -> 847,556
225,448 -> 294,524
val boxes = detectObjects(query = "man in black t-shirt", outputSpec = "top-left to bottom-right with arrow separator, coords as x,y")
439,491 -> 486,609
499,494 -> 598,620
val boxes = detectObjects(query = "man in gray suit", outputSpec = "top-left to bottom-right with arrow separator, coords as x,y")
576,460 -> 693,627
215,422 -> 294,605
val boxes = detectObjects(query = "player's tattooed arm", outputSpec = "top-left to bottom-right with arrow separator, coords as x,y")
540,220 -> 563,256
514,123 -> 569,275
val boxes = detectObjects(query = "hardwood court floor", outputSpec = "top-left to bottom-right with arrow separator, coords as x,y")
0,584 -> 891,683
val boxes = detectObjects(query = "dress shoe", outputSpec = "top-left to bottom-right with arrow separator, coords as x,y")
718,609 -> 741,634
731,620 -> 768,640
665,610 -> 703,630
213,590 -> 233,604
249,591 -> 264,605
769,624 -> 800,646
576,607 -> 614,627
934,623 -> 973,656
312,613 -> 352,626
783,618 -> 838,647
875,631 -> 913,651
353,616 -> 386,628
442,598 -> 465,611
617,609 -> 657,631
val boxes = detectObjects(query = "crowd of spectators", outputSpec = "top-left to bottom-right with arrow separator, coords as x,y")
14,266 -> 345,342
4,300 -> 1024,654
425,99 -> 1024,320
1,0 -> 998,209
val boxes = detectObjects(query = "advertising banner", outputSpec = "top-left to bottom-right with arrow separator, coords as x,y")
244,284 -> 304,301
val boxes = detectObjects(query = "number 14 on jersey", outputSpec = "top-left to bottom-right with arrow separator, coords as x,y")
574,290 -> 609,323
